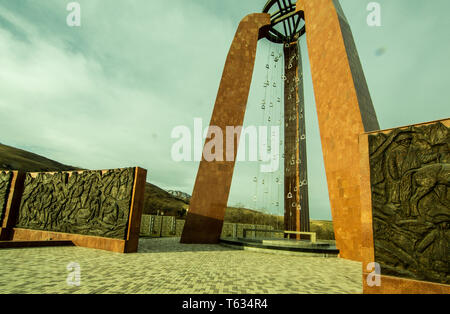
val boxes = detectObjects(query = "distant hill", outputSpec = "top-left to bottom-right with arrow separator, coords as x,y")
0,143 -> 82,172
167,190 -> 191,203
143,184 -> 189,217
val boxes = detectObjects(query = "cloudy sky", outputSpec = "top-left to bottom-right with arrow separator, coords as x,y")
0,0 -> 449,220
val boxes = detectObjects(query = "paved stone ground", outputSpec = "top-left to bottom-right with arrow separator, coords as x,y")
0,238 -> 362,294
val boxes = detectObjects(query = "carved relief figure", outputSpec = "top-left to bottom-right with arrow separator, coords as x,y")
369,122 -> 449,284
0,171 -> 13,224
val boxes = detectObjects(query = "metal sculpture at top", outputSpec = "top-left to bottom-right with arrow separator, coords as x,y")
262,0 -> 305,44
262,0 -> 311,235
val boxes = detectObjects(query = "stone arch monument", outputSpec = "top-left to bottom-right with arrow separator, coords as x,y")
181,0 -> 379,262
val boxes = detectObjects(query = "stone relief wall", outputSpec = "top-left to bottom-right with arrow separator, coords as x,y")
16,168 -> 135,239
369,122 -> 449,284
0,171 -> 13,225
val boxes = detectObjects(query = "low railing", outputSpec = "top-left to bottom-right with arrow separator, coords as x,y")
242,229 -> 317,243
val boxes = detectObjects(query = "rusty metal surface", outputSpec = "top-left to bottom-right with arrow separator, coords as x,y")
283,41 -> 310,236
283,42 -> 301,238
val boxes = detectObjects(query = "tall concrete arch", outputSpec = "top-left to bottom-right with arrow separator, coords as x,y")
295,0 -> 379,261
180,13 -> 272,244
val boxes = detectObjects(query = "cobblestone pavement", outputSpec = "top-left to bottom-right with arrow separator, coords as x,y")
0,238 -> 362,294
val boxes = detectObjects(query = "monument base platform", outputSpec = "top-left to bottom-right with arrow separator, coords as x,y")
220,237 -> 339,257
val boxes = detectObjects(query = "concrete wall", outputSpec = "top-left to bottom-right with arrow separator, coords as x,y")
140,214 -> 283,239
0,167 -> 147,253
360,119 -> 450,294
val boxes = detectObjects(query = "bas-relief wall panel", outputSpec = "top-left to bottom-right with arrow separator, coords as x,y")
369,122 -> 449,285
16,168 -> 135,240
0,171 -> 13,225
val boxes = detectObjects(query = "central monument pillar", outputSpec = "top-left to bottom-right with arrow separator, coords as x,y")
283,41 -> 310,238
